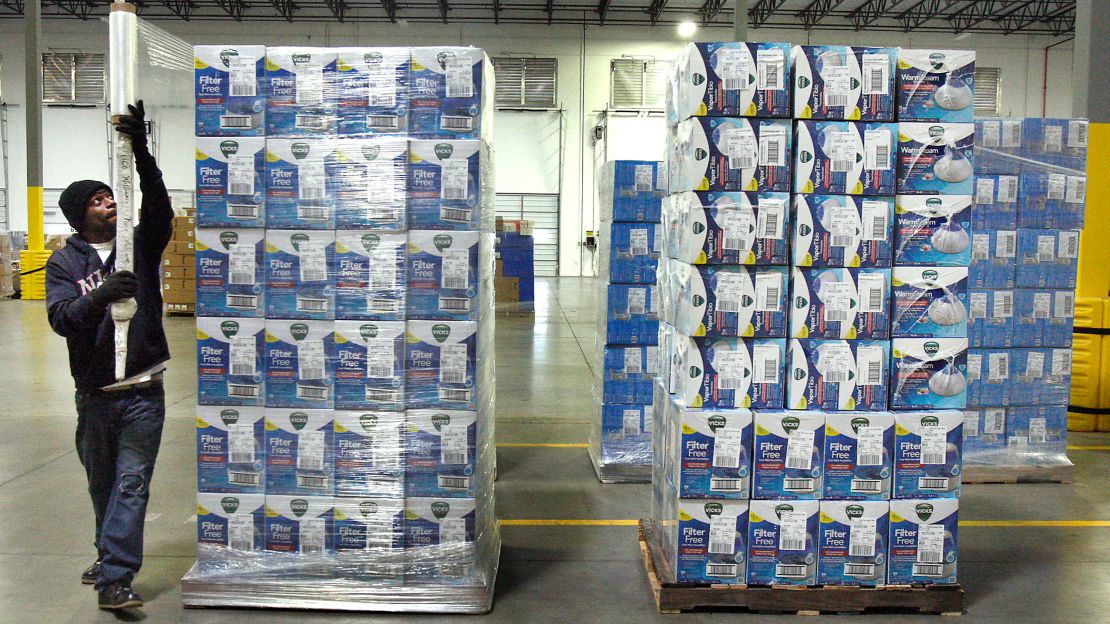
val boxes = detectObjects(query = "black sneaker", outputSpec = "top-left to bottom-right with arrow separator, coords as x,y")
81,560 -> 100,585
98,583 -> 144,610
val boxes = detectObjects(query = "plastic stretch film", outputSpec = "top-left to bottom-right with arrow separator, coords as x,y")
183,41 -> 499,614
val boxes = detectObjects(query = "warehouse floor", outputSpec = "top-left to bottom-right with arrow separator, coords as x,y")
2,276 -> 1109,623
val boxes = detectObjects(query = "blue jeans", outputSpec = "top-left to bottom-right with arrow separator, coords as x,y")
74,382 -> 165,591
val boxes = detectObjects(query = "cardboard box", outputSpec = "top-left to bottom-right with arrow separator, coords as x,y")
888,499 -> 959,585
892,411 -> 964,499
818,500 -> 890,586
194,44 -> 267,137
164,265 -> 196,280
169,241 -> 196,255
794,120 -> 897,195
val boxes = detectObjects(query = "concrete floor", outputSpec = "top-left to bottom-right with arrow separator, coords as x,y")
2,276 -> 1109,623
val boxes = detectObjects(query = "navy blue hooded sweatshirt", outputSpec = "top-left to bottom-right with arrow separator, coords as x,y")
46,151 -> 174,392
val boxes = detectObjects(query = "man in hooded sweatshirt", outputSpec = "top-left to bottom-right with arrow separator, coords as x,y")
45,100 -> 173,611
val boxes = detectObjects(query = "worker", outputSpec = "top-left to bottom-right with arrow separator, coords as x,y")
45,100 -> 173,611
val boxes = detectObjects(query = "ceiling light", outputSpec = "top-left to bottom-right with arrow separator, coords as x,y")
677,21 -> 697,38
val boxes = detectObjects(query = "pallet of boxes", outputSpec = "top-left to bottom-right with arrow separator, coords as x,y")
495,217 -> 535,314
164,212 -> 196,315
640,42 -> 969,616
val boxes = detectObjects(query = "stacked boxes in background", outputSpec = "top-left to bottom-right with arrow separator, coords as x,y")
966,117 -> 1085,464
494,218 -> 535,313
0,233 -> 15,298
590,160 -> 665,482
185,45 -> 500,611
648,43 -> 964,590
164,213 -> 197,314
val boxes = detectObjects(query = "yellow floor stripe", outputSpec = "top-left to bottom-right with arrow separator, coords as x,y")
1067,445 -> 1110,450
499,519 -> 1110,527
496,443 -> 589,448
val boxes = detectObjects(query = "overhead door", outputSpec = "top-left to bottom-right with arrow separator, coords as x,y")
495,193 -> 558,277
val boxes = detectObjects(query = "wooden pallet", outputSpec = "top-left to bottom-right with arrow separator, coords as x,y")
638,520 -> 963,616
963,463 -> 1074,484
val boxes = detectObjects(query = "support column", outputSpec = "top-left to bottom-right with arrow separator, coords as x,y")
20,0 -> 50,300
734,0 -> 748,41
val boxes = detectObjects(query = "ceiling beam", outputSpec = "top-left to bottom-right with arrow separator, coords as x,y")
0,0 -> 24,13
895,0 -> 966,32
545,0 -> 553,24
215,0 -> 246,20
998,0 -> 1074,34
380,0 -> 395,22
847,0 -> 898,30
270,0 -> 294,21
647,0 -> 666,25
161,0 -> 196,19
323,0 -> 345,21
437,0 -> 447,23
698,0 -> 726,25
492,0 -> 499,24
597,0 -> 609,25
749,0 -> 788,27
796,0 -> 848,29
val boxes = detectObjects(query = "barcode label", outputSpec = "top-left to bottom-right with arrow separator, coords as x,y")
757,199 -> 785,239
1029,417 -> 1047,444
445,59 -> 474,97
228,203 -> 259,219
828,131 -> 856,173
971,233 -> 990,260
717,49 -> 749,91
913,563 -> 944,577
916,525 -> 945,564
985,408 -> 1005,434
367,114 -> 401,129
228,469 -> 260,486
997,290 -> 1015,317
1033,292 -> 1052,319
997,231 -> 1017,258
1002,120 -> 1023,148
724,127 -> 758,170
1037,235 -> 1056,263
710,478 -> 741,492
919,477 -> 949,490
786,429 -> 814,470
719,208 -> 753,251
295,64 -> 324,105
1054,291 -> 1074,318
221,115 -> 252,129
712,427 -> 744,468
299,517 -> 325,555
439,296 -> 472,312
981,121 -> 1001,147
760,126 -> 787,167
299,159 -> 326,201
849,517 -> 877,557
440,387 -> 472,402
228,55 -> 257,96
441,207 -> 472,223
228,514 -> 255,551
966,353 -> 982,381
851,479 -> 882,493
969,293 -> 987,320
755,271 -> 781,311
298,205 -> 329,220
845,563 -> 876,576
856,425 -> 884,466
714,350 -> 746,391
365,387 -> 400,402
858,273 -> 886,313
230,336 -> 257,377
630,228 -> 650,256
1051,348 -> 1071,376
228,423 -> 255,463
441,116 -> 474,131
821,343 -> 853,383
1047,173 -> 1067,200
441,159 -> 469,200
438,475 -> 471,490
441,426 -> 469,465
714,271 -> 744,314
1044,125 -> 1064,152
1069,120 -> 1089,147
706,563 -> 738,578
784,477 -> 814,491
861,201 -> 887,241
295,114 -> 328,132
228,156 -> 255,196
297,430 -> 325,471
778,511 -> 807,551
634,165 -> 653,191
1000,176 -> 1018,202
1059,231 -> 1080,258
298,339 -> 325,380
756,49 -> 784,90
709,514 -> 738,555
296,474 -> 328,489
227,383 -> 259,397
776,564 -> 808,578
229,243 -> 256,285
963,410 -> 980,436
442,248 -> 470,289
861,53 -> 889,95
975,178 -> 995,204
627,288 -> 647,315
753,343 -> 779,385
366,338 -> 395,378
298,242 -> 328,282
988,352 -> 1009,382
622,409 -> 640,436
823,65 -> 851,108
920,427 -> 946,465
297,385 -> 328,400
624,348 -> 642,374
440,344 -> 468,384
825,307 -> 849,322
297,296 -> 328,313
864,129 -> 891,170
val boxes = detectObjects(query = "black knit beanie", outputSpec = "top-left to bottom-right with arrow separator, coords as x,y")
59,180 -> 112,232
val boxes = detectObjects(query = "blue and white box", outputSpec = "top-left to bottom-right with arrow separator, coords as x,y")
896,49 -> 975,123
963,407 -> 1007,457
792,45 -> 897,121
265,47 -> 338,137
891,267 -> 969,338
264,320 -> 336,409
195,137 -> 266,228
333,320 -> 405,411
598,403 -> 652,464
1006,405 -> 1067,455
791,194 -> 894,268
197,316 -> 265,406
332,137 -> 408,229
1023,118 -> 1088,171
672,117 -> 792,193
672,264 -> 788,338
1016,229 -> 1079,289
408,140 -> 482,230
671,41 -> 792,122
968,289 -> 1014,348
332,496 -> 404,556
265,138 -> 336,229
789,268 -> 891,340
335,47 -> 410,136
1009,347 -> 1072,406
605,221 -> 659,284
896,123 -> 976,196
788,339 -> 890,411
265,408 -> 335,495
747,500 -> 820,585
403,497 -> 476,562
407,230 -> 479,321
752,411 -> 825,499
893,411 -> 963,499
965,349 -> 1010,407
674,407 -> 753,499
972,174 -> 1019,231
672,499 -> 750,585
823,413 -> 894,500
405,409 -> 477,498
1013,290 -> 1074,347
194,45 -> 267,137
891,338 -> 969,410
333,410 -> 404,497
606,284 -> 660,345
197,492 -> 266,552
794,120 -> 897,195
1043,290 -> 1075,347
600,345 -> 656,404
335,231 -> 406,321
264,495 -> 334,553
264,229 -> 336,320
409,47 -> 488,139
196,228 -> 265,317
196,405 -> 265,493
1018,172 -> 1086,230
672,335 -> 786,409
894,195 -> 973,266
888,499 -> 959,584
599,160 -> 665,223
405,320 -> 478,410
677,191 -> 790,265
974,118 -> 1024,175
969,229 -> 1017,290
818,500 -> 890,586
